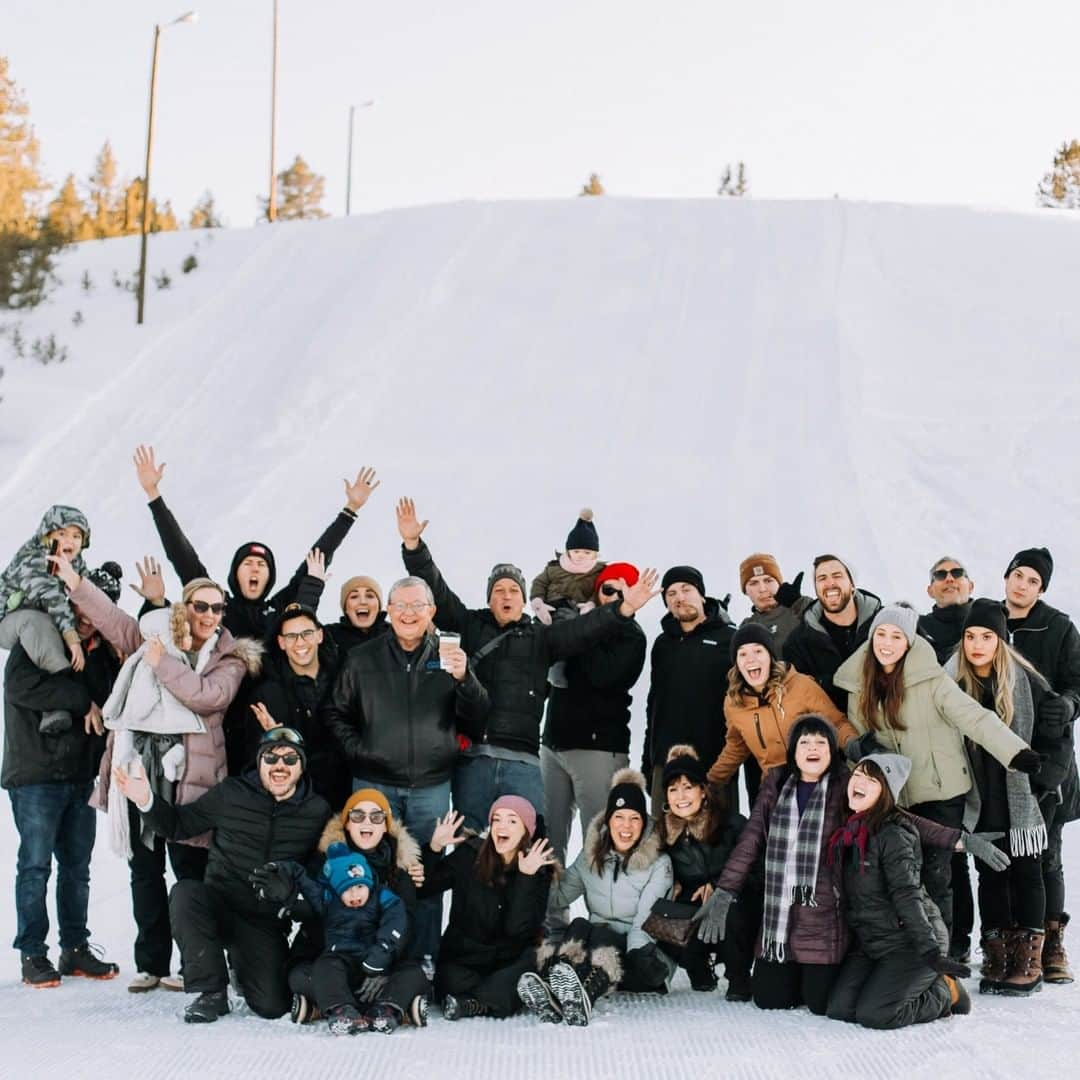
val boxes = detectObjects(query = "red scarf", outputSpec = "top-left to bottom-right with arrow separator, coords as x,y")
826,811 -> 870,871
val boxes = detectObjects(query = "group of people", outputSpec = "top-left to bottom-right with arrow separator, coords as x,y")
2,447 -> 1077,1038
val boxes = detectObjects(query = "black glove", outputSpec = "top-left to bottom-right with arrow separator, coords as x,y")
1039,695 -> 1074,730
1009,748 -> 1046,775
719,593 -> 732,612
775,572 -> 804,609
924,951 -> 971,979
362,942 -> 392,975
844,730 -> 885,764
248,862 -> 296,906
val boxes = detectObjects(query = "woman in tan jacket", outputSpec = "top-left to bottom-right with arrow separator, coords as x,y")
708,625 -> 857,788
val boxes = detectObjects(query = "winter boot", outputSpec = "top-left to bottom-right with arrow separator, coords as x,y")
407,994 -> 428,1028
58,944 -> 119,980
21,954 -> 61,988
684,951 -> 718,992
326,1003 -> 370,1035
442,995 -> 491,1020
1001,929 -> 1044,996
367,1002 -> 403,1034
978,930 -> 1010,994
38,710 -> 72,735
290,992 -> 322,1024
1044,914 -> 1075,984
942,974 -> 972,1016
548,958 -> 615,1027
517,970 -> 563,1023
724,972 -> 753,1003
184,990 -> 230,1024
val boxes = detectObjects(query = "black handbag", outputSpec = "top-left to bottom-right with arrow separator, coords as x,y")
642,898 -> 698,948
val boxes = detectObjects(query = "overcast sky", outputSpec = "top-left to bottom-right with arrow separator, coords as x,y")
8,1 -> 1080,226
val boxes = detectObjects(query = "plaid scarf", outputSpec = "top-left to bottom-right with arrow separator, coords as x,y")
826,811 -> 870,871
761,775 -> 829,963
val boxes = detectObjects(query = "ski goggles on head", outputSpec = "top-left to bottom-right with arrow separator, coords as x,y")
261,727 -> 304,747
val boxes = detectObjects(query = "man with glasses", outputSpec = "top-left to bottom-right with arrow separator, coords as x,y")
324,575 -> 490,960
113,727 -> 331,1024
918,557 -> 974,664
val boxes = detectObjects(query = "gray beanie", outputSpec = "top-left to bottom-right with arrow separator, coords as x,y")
487,563 -> 527,601
859,752 -> 912,801
870,604 -> 918,647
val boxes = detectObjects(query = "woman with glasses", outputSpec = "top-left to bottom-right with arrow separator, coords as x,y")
60,560 -> 261,994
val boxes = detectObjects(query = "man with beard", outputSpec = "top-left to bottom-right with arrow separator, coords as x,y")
783,554 -> 881,711
642,566 -> 736,816
918,557 -> 975,664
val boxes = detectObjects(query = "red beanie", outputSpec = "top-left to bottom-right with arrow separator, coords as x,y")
595,562 -> 639,593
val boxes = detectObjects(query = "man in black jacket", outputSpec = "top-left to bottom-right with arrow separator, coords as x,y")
395,497 -> 659,836
1003,546 -> 1080,984
113,728 -> 331,1023
783,554 -> 882,711
3,567 -> 124,988
642,565 -> 735,816
918,556 -> 974,664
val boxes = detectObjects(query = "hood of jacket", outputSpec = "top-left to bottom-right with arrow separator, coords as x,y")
38,504 -> 91,549
318,812 -> 421,870
803,589 -> 881,638
659,597 -> 735,640
227,542 -> 278,602
833,633 -> 941,693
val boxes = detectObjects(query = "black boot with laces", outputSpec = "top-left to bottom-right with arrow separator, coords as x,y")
21,954 -> 61,988
59,944 -> 119,980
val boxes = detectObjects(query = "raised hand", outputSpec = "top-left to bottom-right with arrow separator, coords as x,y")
305,547 -> 327,582
113,760 -> 152,809
67,640 -> 85,673
250,701 -> 280,732
395,497 -> 429,550
133,444 -> 165,500
344,467 -> 380,512
518,837 -> 557,876
129,556 -> 166,605
618,567 -> 661,615
429,809 -> 466,853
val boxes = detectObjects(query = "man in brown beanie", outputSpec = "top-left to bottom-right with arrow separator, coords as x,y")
325,575 -> 388,656
738,552 -> 810,651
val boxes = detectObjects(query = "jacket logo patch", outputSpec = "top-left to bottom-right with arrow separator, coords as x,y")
425,660 -> 442,671
703,639 -> 718,646
347,865 -> 365,878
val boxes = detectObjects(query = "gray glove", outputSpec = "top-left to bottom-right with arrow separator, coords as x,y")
962,831 -> 1011,872
692,887 -> 734,945
355,975 -> 389,1003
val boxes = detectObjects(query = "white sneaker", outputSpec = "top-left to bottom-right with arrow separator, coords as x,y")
128,972 -> 160,993
160,974 -> 184,992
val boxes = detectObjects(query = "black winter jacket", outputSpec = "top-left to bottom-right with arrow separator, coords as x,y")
783,590 -> 882,711
543,612 -> 646,754
325,613 -> 390,656
642,600 -> 736,773
2,635 -> 120,789
403,540 -> 641,757
661,803 -> 750,901
419,836 -> 551,973
140,769 -> 331,912
323,631 -> 489,788
917,602 -> 972,665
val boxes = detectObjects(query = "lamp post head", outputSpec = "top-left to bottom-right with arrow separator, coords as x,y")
172,10 -> 198,25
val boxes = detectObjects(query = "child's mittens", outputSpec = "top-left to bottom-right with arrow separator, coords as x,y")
161,743 -> 186,782
530,597 -> 554,626
361,942 -> 393,975
577,601 -> 596,615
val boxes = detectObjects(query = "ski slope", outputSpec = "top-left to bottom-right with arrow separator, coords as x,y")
0,198 -> 1077,1078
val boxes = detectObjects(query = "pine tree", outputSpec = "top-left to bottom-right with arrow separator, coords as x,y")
189,190 -> 223,228
120,178 -> 179,235
1037,141 -> 1080,208
44,174 -> 86,242
718,162 -> 749,197
0,57 -> 47,233
86,141 -> 123,238
579,173 -> 605,196
261,155 -> 328,220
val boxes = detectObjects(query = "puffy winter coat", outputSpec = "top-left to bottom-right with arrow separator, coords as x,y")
839,814 -> 948,960
834,636 -> 1028,807
661,797 -> 749,901
917,602 -> 972,665
403,540 -> 641,757
642,600 -> 736,772
530,560 -> 605,605
708,666 -> 857,785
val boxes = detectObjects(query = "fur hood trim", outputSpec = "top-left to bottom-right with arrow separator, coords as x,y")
661,787 -> 727,847
226,635 -> 264,677
584,808 -> 664,874
158,602 -> 264,677
665,743 -> 700,763
318,813 -> 421,869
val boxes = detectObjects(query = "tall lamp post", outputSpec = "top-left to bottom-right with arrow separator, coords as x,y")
345,100 -> 374,216
136,10 -> 197,326
267,0 -> 279,221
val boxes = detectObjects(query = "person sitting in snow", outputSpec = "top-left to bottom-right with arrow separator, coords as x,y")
0,505 -> 94,734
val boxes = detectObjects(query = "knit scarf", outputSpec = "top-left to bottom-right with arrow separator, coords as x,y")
826,811 -> 870,871
761,774 -> 829,963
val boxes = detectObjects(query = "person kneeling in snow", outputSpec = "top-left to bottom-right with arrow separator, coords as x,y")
113,727 -> 331,1023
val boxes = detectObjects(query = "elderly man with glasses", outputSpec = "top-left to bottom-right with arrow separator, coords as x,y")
917,557 -> 975,665
113,727 -> 331,1024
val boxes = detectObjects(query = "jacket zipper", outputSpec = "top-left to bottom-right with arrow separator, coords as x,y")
753,712 -> 766,750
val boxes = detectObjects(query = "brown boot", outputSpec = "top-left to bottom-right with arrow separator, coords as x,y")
1001,930 -> 1044,996
978,930 -> 1010,994
1044,915 -> 1075,985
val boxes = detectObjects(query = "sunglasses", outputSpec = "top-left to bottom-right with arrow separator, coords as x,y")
187,600 -> 226,614
347,809 -> 387,825
281,628 -> 318,643
931,568 -> 967,582
599,583 -> 623,598
261,751 -> 300,766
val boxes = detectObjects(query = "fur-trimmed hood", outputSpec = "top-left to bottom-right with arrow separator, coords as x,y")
662,795 -> 728,848
318,813 -> 421,870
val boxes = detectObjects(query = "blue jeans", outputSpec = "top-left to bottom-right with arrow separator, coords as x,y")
352,777 -> 450,961
451,755 -> 546,835
9,782 -> 96,957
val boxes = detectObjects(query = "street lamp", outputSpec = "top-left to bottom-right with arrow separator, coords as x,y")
267,0 -> 279,222
136,10 -> 197,325
345,100 -> 375,216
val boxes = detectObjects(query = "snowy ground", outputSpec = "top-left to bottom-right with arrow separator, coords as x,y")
0,198 -> 1078,1077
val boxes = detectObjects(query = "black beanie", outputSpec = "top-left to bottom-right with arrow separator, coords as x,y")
87,561 -> 123,603
662,746 -> 708,790
661,565 -> 706,597
964,597 -> 1008,641
229,541 -> 278,600
565,508 -> 599,552
1005,547 -> 1053,591
730,622 -> 778,664
605,771 -> 648,822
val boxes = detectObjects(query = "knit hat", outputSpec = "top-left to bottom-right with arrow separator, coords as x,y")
963,597 -> 1008,642
256,726 -> 307,771
340,575 -> 383,613
662,744 -> 708,790
487,563 -> 527,601
869,604 -> 918,647
1005,547 -> 1053,592
488,795 -> 537,839
322,842 -> 375,898
730,622 -> 779,664
272,602 -> 321,638
858,753 -> 912,802
565,508 -> 599,552
595,562 -> 640,592
86,561 -> 123,603
661,565 -> 706,598
739,553 -> 783,593
605,767 -> 648,822
228,541 -> 277,600
341,787 -> 393,830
